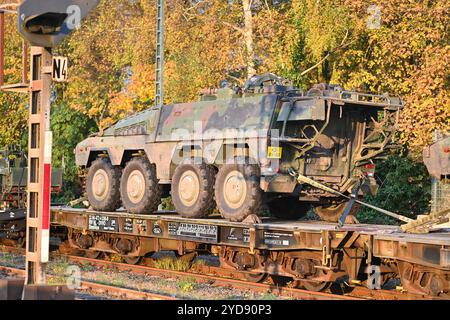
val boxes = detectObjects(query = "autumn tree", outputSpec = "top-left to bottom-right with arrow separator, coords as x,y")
0,1 -> 28,148
286,0 -> 449,156
1,0 -> 447,161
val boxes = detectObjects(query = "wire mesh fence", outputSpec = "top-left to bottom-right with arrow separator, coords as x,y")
431,177 -> 450,212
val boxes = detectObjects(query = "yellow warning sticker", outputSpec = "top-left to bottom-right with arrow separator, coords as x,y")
267,147 -> 282,159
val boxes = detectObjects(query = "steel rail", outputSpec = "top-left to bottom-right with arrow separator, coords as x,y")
57,253 -> 358,301
0,245 -> 444,300
0,264 -> 177,300
59,253 -> 444,300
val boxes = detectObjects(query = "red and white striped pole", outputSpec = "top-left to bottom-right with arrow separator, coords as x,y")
41,130 -> 52,263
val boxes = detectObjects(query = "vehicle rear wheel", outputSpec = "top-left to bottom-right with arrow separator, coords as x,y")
171,159 -> 216,218
267,197 -> 310,220
86,158 -> 121,212
120,158 -> 162,214
215,161 -> 262,222
314,201 -> 361,223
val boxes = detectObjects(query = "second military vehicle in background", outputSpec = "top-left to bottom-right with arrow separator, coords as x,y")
0,146 -> 63,245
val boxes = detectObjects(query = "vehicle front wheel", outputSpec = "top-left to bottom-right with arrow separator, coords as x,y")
120,158 -> 162,214
215,162 -> 262,222
86,158 -> 121,212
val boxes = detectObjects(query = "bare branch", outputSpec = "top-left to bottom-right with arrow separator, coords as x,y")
300,53 -> 331,76
300,29 -> 352,76
185,0 -> 206,13
227,74 -> 245,85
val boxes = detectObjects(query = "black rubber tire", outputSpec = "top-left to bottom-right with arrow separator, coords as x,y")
215,161 -> 262,222
314,201 -> 361,222
267,197 -> 310,220
86,158 -> 122,212
171,159 -> 216,218
120,158 -> 162,214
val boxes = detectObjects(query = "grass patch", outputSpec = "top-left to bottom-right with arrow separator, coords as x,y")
0,252 -> 24,268
192,259 -> 206,267
104,254 -> 124,263
177,277 -> 198,293
260,292 -> 279,300
154,257 -> 191,272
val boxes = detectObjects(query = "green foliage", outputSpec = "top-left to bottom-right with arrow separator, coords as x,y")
177,277 -> 198,293
51,102 -> 97,202
154,257 -> 191,272
161,197 -> 175,211
357,154 -> 431,225
0,4 -> 28,149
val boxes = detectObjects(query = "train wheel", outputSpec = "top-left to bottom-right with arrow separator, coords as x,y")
122,256 -> 142,265
299,257 -> 331,292
314,201 -> 361,223
301,279 -> 331,292
215,161 -> 262,222
84,250 -> 103,259
243,272 -> 267,283
86,159 -> 121,211
171,159 -> 216,218
120,158 -> 162,214
267,197 -> 310,220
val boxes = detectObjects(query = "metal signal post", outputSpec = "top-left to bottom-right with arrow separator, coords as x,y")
24,46 -> 53,286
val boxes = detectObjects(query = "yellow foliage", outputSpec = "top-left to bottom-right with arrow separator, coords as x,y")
0,0 -> 447,159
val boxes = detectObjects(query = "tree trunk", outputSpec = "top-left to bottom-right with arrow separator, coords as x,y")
242,0 -> 256,78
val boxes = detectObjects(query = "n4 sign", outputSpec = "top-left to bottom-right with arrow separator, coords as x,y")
52,56 -> 68,82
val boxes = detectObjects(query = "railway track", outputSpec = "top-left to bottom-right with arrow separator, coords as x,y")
0,264 -> 177,300
1,244 -> 442,300
58,254 -> 360,300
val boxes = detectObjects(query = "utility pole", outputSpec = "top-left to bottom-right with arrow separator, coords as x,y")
154,0 -> 165,108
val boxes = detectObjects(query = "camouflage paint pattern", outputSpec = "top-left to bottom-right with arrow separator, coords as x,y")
75,76 -> 404,200
0,148 -> 63,209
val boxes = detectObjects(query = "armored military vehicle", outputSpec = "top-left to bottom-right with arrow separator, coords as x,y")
0,147 -> 63,208
0,146 -> 63,244
75,74 -> 404,222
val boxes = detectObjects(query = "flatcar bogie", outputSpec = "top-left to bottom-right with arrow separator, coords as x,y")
52,208 -> 449,297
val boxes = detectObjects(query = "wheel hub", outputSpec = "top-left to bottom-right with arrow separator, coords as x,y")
223,171 -> 247,209
92,169 -> 109,201
127,170 -> 146,204
178,170 -> 200,206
